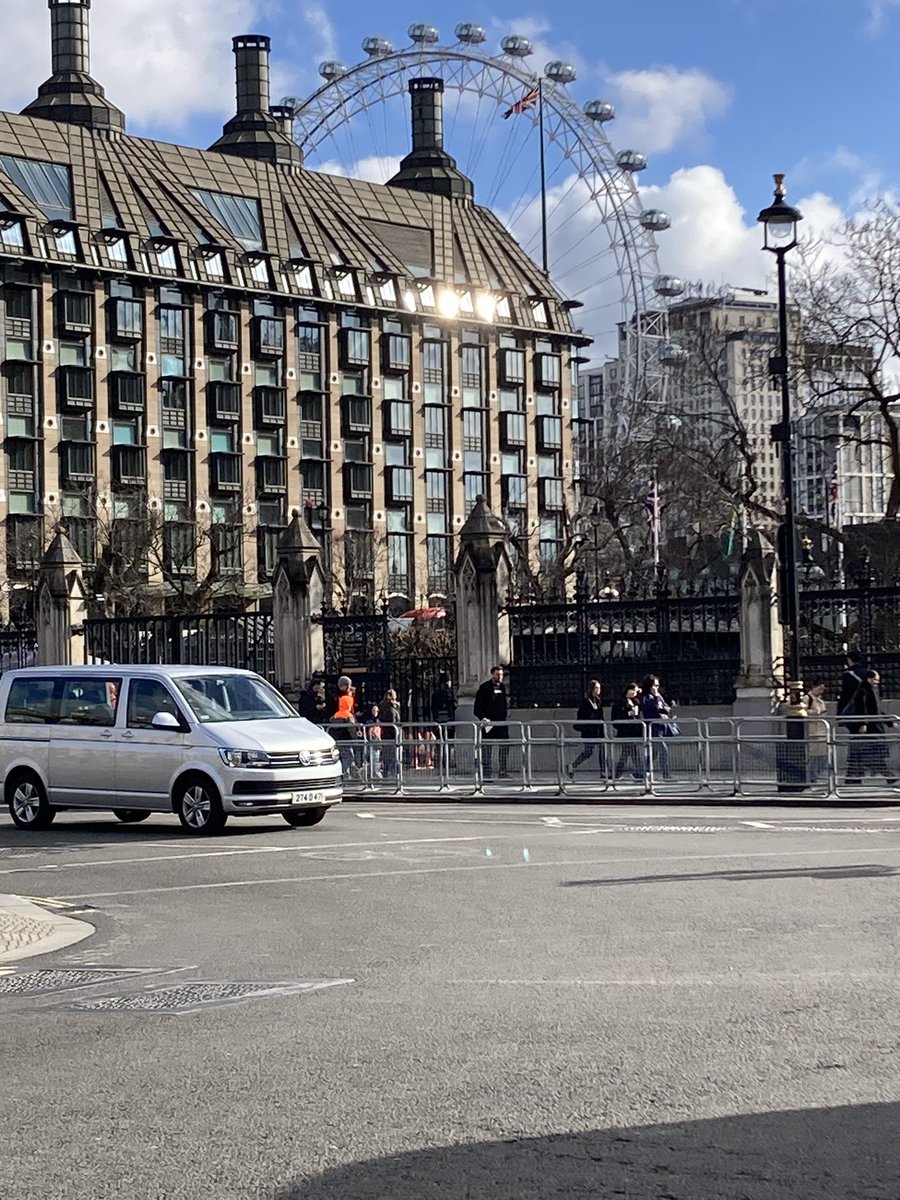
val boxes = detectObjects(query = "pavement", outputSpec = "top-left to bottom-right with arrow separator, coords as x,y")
0,891 -> 93,963
0,800 -> 898,1199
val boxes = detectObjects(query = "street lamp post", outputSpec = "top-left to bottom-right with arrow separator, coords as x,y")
758,173 -> 805,714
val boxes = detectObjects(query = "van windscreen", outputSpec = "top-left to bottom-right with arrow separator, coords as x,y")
173,675 -> 295,723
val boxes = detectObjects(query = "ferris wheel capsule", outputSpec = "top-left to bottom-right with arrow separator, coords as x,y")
616,150 -> 647,172
640,209 -> 671,232
455,23 -> 487,43
584,100 -> 615,122
545,61 -> 577,84
501,35 -> 534,57
659,340 -> 688,367
654,275 -> 685,297
408,24 -> 439,44
362,36 -> 394,57
318,61 -> 347,82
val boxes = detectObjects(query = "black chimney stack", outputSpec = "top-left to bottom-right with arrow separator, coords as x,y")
209,35 -> 302,168
388,79 -> 473,201
22,0 -> 125,133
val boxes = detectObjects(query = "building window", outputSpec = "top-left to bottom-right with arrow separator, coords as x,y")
425,469 -> 446,513
159,306 -> 187,375
110,299 -> 143,341
192,190 -> 263,251
500,348 -> 526,386
464,471 -> 488,514
386,401 -> 413,438
340,327 -> 370,367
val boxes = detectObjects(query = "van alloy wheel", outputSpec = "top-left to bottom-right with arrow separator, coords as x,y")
175,779 -> 227,836
8,774 -> 55,830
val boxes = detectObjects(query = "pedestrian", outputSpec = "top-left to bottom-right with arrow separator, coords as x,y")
611,682 -> 644,780
473,664 -> 510,779
363,703 -> 383,779
846,668 -> 895,783
297,678 -> 327,726
640,674 -> 676,780
804,678 -> 829,784
568,679 -> 605,777
380,688 -> 401,778
838,649 -> 866,717
430,671 -> 458,773
330,675 -> 360,778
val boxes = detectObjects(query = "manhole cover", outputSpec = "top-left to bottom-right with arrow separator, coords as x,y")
70,978 -> 353,1015
0,967 -> 144,996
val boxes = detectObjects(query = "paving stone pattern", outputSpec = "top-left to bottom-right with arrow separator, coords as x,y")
0,910 -> 54,957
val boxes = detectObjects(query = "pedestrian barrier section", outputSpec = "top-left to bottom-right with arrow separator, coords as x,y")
330,717 -> 900,799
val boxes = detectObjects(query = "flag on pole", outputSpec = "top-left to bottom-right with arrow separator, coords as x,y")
726,506 -> 740,558
829,459 -> 840,526
503,85 -> 540,119
645,477 -> 661,567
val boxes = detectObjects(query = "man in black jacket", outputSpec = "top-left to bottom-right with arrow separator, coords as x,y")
297,679 -> 327,726
473,665 -> 509,779
838,650 -> 865,716
430,672 -> 457,772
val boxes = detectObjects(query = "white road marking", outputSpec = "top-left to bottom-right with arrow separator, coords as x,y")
355,813 -> 377,819
52,842 -> 900,901
0,830 -> 585,877
541,816 -> 564,826
742,820 -> 777,829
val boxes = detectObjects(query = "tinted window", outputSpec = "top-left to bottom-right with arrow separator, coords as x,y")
58,678 -> 122,728
126,680 -> 183,729
5,678 -> 55,724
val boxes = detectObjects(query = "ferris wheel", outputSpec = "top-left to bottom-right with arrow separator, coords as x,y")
284,22 -> 685,393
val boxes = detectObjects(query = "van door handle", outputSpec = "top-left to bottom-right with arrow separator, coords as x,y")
100,730 -> 113,739
120,731 -> 134,740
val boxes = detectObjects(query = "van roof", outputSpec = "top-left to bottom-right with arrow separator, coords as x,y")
3,665 -> 260,679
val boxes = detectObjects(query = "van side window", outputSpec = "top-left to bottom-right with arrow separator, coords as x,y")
127,680 -> 182,729
5,678 -> 55,724
58,678 -> 122,728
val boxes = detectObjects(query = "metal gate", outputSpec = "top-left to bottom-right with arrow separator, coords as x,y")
83,614 -> 275,679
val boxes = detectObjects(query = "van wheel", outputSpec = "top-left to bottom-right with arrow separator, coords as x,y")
283,806 -> 328,827
174,778 -> 227,836
8,772 -> 55,831
113,810 -> 151,824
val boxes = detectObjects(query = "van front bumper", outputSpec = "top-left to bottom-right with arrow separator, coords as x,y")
224,772 -> 342,815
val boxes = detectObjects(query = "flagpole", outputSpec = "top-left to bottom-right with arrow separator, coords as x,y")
538,77 -> 549,274
652,471 -> 660,570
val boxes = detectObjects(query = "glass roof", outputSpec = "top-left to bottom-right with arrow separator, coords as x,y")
192,189 -> 263,252
0,154 -> 72,222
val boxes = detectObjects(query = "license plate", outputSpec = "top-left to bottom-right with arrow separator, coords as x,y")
290,791 -> 324,805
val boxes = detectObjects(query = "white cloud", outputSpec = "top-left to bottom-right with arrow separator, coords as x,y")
314,155 -> 401,184
0,0 -> 337,131
606,67 -> 732,155
301,3 -> 338,63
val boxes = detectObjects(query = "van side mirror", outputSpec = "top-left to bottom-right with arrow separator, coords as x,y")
151,711 -> 181,731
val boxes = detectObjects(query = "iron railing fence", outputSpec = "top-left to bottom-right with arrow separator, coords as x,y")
83,614 -> 275,679
329,716 -> 900,800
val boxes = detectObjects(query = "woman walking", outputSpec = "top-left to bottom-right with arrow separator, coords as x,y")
611,682 -> 644,780
568,679 -> 605,777
640,675 -> 675,780
380,688 -> 402,779
804,679 -> 829,784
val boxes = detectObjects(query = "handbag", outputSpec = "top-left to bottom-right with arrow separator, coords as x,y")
660,720 -> 680,738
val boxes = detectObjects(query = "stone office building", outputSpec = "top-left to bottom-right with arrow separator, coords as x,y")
0,1 -> 583,622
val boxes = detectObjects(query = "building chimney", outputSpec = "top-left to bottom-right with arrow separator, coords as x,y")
210,34 -> 302,168
388,79 -> 473,202
22,0 -> 126,133
270,104 -> 294,139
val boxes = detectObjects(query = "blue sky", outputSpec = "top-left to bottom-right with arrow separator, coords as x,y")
2,0 -> 899,351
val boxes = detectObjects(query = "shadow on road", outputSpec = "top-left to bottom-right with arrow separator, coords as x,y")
562,863 -> 900,888
0,816 -> 297,855
273,1101 -> 899,1199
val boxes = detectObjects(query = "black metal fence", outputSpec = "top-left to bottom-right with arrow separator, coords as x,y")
799,582 -> 900,695
507,583 -> 741,707
83,614 -> 275,679
0,628 -> 37,673
316,608 -> 457,723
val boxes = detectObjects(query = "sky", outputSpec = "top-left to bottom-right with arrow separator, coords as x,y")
2,0 -> 900,356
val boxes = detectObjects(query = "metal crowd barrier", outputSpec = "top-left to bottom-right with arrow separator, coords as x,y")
323,716 -> 900,800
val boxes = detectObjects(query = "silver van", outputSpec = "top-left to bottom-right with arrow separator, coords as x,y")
0,665 -> 342,835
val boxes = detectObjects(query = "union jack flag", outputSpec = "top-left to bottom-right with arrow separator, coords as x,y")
503,85 -> 541,119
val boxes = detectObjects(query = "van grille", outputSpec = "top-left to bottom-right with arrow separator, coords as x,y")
232,774 -> 341,796
265,750 -> 338,768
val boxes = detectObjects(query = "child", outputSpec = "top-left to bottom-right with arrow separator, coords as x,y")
364,703 -> 383,779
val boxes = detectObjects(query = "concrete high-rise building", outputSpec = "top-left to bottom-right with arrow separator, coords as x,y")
578,290 -> 891,541
0,1 -> 584,622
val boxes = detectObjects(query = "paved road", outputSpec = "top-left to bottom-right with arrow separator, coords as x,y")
0,801 -> 899,1199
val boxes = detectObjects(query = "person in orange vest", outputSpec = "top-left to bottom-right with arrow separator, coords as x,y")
331,675 -> 360,777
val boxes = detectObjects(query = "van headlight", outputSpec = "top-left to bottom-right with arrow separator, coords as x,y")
219,749 -> 272,768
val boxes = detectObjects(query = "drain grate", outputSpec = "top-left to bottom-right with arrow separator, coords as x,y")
71,978 -> 353,1015
0,967 -> 144,996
